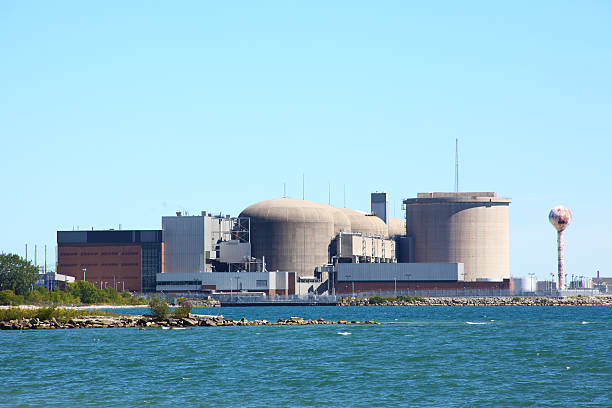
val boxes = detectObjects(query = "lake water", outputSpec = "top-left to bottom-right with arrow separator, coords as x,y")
1,306 -> 610,407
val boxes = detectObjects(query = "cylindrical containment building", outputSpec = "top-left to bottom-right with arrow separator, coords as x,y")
240,198 -> 395,277
240,198 -> 336,277
403,192 -> 511,281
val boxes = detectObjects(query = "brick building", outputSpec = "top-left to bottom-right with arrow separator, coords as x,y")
57,230 -> 162,292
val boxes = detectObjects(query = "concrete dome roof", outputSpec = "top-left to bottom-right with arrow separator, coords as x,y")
337,208 -> 388,237
240,198 -> 389,237
388,217 -> 406,238
240,198 -> 335,224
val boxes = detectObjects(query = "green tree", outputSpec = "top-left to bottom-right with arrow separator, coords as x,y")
66,281 -> 101,304
148,295 -> 169,320
0,253 -> 39,295
48,289 -> 76,305
100,287 -> 123,304
0,289 -> 24,305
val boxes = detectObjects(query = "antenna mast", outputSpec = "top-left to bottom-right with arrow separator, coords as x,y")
454,138 -> 459,192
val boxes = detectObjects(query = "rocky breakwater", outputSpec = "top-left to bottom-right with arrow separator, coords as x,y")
339,295 -> 612,306
0,314 -> 378,330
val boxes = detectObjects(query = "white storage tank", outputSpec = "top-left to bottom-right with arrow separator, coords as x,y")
511,277 -> 537,294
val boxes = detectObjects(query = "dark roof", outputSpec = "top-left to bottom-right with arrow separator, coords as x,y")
57,230 -> 162,244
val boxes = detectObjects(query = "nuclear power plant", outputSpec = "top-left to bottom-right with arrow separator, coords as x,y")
57,191 -> 514,297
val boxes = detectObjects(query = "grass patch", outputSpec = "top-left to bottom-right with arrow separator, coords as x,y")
170,306 -> 191,319
368,296 -> 426,304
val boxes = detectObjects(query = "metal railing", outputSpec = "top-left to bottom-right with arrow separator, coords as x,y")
217,294 -> 339,304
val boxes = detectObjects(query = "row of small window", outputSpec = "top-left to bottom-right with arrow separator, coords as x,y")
60,252 -> 139,257
59,263 -> 99,267
59,263 -> 139,267
157,281 -> 202,286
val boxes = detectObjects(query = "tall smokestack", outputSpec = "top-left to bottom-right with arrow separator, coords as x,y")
549,206 -> 572,290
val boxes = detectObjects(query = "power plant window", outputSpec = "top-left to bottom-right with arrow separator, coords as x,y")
256,280 -> 267,288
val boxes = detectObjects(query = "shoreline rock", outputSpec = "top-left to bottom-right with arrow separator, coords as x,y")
338,295 -> 612,307
0,314 -> 378,330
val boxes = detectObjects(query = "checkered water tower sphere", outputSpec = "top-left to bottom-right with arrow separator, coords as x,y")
549,205 -> 572,290
549,206 -> 572,232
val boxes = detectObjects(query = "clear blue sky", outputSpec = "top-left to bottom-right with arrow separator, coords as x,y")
1,1 -> 610,280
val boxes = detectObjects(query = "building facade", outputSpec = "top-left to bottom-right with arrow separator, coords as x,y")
156,271 -> 296,296
404,192 -> 511,281
57,230 -> 162,292
161,212 -> 251,273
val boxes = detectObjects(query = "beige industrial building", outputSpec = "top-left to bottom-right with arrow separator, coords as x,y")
403,192 -> 511,281
239,197 -> 404,278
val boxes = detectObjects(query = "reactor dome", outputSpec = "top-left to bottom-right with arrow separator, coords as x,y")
387,217 -> 406,238
337,208 -> 389,238
239,197 -> 391,276
549,206 -> 572,232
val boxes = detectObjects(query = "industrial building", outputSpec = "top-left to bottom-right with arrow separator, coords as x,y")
162,211 -> 252,273
57,230 -> 162,292
239,197 -> 404,278
403,192 -> 511,281
57,191 -> 513,296
36,271 -> 75,291
156,271 -> 296,296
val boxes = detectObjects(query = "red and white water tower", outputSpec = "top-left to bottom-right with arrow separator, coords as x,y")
549,206 -> 572,290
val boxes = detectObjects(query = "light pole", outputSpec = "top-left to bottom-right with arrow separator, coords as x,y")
81,268 -> 87,282
405,274 -> 412,296
394,277 -> 397,296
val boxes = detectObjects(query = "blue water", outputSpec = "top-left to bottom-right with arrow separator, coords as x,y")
1,306 -> 610,407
